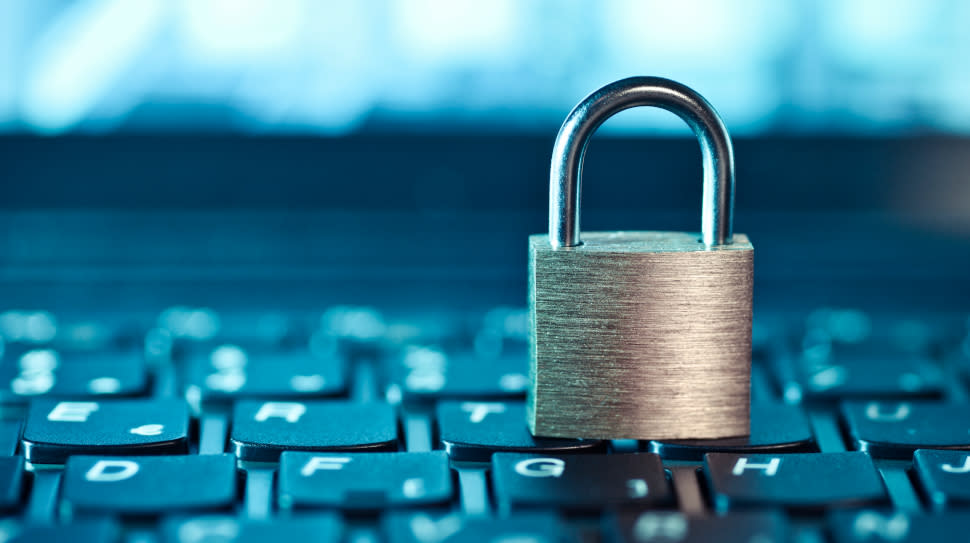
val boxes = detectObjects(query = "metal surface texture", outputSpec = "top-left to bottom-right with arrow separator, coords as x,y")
529,76 -> 751,440
527,232 -> 753,440
549,76 -> 735,248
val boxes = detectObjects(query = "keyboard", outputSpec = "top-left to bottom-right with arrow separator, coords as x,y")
0,304 -> 969,542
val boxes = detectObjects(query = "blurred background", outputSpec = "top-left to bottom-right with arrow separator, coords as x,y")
1,0 -> 968,135
0,0 -> 968,314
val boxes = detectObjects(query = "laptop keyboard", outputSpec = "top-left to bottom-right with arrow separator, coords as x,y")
0,306 -> 968,542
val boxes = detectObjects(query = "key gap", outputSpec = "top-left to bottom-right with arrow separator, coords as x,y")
750,362 -> 779,403
877,461 -> 923,513
457,468 -> 491,517
244,468 -> 275,520
198,413 -> 229,455
25,469 -> 62,523
351,359 -> 378,403
806,409 -> 847,453
404,412 -> 433,453
150,362 -> 177,398
669,465 -> 707,515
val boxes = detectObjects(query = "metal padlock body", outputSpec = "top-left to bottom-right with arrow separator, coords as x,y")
528,231 -> 752,440
527,77 -> 753,440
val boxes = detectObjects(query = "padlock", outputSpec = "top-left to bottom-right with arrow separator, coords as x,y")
527,76 -> 753,440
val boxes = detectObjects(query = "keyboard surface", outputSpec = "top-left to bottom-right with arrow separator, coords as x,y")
0,304 -> 968,542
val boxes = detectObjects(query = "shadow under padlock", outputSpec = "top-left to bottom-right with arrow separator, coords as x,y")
527,76 -> 753,441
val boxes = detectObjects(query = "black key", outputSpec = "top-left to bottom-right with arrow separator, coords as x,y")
829,510 -> 970,543
319,306 -> 389,352
156,306 -> 223,343
161,514 -> 342,543
278,451 -> 452,511
0,313 -> 133,353
0,348 -> 148,401
802,308 -> 874,344
0,457 -> 24,511
611,511 -> 786,543
842,402 -> 970,459
913,449 -> 970,510
649,403 -> 815,460
184,344 -> 346,408
174,310 -> 304,349
384,511 -> 563,543
436,401 -> 604,462
0,310 -> 58,344
230,401 -> 397,462
382,312 -> 481,351
56,318 -> 134,352
703,452 -> 887,512
22,399 -> 189,464
7,518 -> 121,543
492,452 -> 671,513
385,346 -> 529,402
800,310 -> 940,357
782,354 -> 942,402
62,454 -> 236,516
475,307 -> 530,356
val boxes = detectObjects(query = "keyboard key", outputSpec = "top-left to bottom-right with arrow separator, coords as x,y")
802,308 -> 873,344
161,515 -> 342,543
0,310 -> 58,344
384,346 -> 529,403
62,454 -> 236,516
781,355 -> 943,403
829,510 -> 970,543
0,349 -> 148,401
703,452 -> 887,512
842,402 -> 970,459
183,344 -> 346,409
278,451 -> 452,511
230,401 -> 397,462
384,511 -> 563,543
492,452 -> 671,513
648,403 -> 816,460
782,317 -> 942,403
192,311 -> 306,348
319,306 -> 388,353
0,312 -> 134,353
157,307 -> 222,343
22,399 -> 189,464
913,449 -> 970,510
611,511 -> 787,543
800,309 -> 939,357
57,318 -> 134,352
436,401 -> 604,462
0,457 -> 24,511
6,518 -> 121,543
478,307 -> 529,341
381,312 -> 469,349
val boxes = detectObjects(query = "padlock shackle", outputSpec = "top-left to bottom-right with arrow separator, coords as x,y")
549,76 -> 735,248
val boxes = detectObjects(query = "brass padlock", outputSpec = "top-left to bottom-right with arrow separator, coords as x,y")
527,76 -> 753,440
